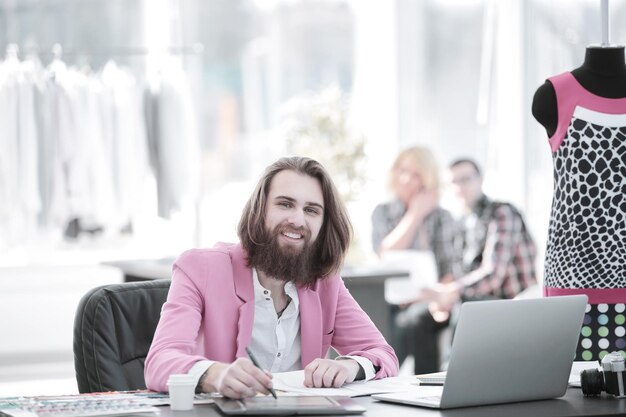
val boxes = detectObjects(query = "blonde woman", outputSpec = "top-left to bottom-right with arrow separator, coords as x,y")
371,146 -> 457,374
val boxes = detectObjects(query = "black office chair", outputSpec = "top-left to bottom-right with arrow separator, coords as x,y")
73,279 -> 171,393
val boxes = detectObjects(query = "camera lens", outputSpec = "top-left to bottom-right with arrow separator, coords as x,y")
581,369 -> 605,396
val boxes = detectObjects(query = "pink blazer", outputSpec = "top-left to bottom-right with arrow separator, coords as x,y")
144,243 -> 399,392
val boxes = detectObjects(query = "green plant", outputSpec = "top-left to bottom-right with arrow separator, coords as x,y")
280,86 -> 367,203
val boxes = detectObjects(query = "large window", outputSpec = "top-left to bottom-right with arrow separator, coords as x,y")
2,0 -> 626,273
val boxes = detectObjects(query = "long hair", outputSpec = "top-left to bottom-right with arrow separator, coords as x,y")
237,156 -> 352,284
389,146 -> 441,197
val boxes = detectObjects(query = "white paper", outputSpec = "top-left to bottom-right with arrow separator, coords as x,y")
272,371 -> 418,397
0,410 -> 39,417
379,250 -> 438,304
414,371 -> 447,385
568,360 -> 601,387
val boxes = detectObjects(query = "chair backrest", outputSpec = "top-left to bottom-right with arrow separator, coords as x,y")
73,279 -> 170,393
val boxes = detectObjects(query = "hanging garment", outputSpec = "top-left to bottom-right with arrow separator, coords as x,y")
100,61 -> 149,229
18,57 -> 44,242
144,57 -> 200,219
543,72 -> 626,361
0,54 -> 21,248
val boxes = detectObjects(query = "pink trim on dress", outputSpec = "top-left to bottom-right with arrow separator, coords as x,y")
546,72 -> 626,152
544,286 -> 626,304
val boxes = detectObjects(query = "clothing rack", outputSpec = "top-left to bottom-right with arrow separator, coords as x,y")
4,42 -> 204,58
0,42 -> 204,248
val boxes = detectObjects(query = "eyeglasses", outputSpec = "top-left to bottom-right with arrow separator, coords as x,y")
451,175 -> 478,186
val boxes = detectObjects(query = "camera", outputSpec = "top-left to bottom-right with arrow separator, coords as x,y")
580,351 -> 626,398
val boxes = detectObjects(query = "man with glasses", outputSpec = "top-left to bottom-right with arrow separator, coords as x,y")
423,158 -> 538,315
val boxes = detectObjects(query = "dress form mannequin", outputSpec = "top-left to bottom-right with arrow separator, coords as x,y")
532,45 -> 626,362
532,46 -> 626,136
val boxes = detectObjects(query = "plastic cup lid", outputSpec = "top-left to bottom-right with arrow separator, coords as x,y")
167,374 -> 195,385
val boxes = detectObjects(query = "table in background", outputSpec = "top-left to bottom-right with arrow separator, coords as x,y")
104,259 -> 409,341
155,389 -> 625,417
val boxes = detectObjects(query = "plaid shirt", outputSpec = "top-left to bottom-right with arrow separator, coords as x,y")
455,195 -> 537,299
371,200 -> 457,279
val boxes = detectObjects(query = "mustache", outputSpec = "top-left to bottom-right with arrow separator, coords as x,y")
273,224 -> 311,239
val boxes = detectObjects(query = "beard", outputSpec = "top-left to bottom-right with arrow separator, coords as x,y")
247,223 -> 320,284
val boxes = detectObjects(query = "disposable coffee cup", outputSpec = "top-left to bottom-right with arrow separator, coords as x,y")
167,374 -> 195,410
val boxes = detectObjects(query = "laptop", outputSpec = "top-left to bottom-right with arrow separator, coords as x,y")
214,396 -> 366,415
373,295 -> 587,409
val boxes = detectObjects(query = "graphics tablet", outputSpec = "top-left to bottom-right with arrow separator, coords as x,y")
214,396 -> 366,415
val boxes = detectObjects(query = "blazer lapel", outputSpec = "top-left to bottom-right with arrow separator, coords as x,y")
297,285 -> 322,366
229,244 -> 254,358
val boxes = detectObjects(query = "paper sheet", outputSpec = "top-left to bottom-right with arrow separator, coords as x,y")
568,360 -> 601,387
272,371 -> 418,397
414,371 -> 446,385
379,250 -> 438,304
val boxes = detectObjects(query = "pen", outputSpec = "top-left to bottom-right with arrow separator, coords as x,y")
245,347 -> 278,399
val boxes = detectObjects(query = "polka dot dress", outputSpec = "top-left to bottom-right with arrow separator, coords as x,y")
543,72 -> 626,363
578,303 -> 626,361
543,106 -> 626,289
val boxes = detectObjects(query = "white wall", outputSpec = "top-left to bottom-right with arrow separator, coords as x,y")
0,265 -> 123,381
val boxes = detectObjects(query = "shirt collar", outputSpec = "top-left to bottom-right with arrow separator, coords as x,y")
252,268 -> 300,309
471,194 -> 490,216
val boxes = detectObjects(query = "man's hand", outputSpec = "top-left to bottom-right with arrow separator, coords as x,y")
202,358 -> 273,399
399,273 -> 456,308
304,358 -> 361,388
420,282 -> 461,312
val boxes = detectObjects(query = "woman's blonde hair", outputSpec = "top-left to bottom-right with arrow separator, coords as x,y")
389,146 -> 440,196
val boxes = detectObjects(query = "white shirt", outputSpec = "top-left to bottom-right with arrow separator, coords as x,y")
248,268 -> 302,372
188,268 -> 376,388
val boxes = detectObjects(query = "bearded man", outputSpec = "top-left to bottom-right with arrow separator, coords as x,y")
145,156 -> 398,398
